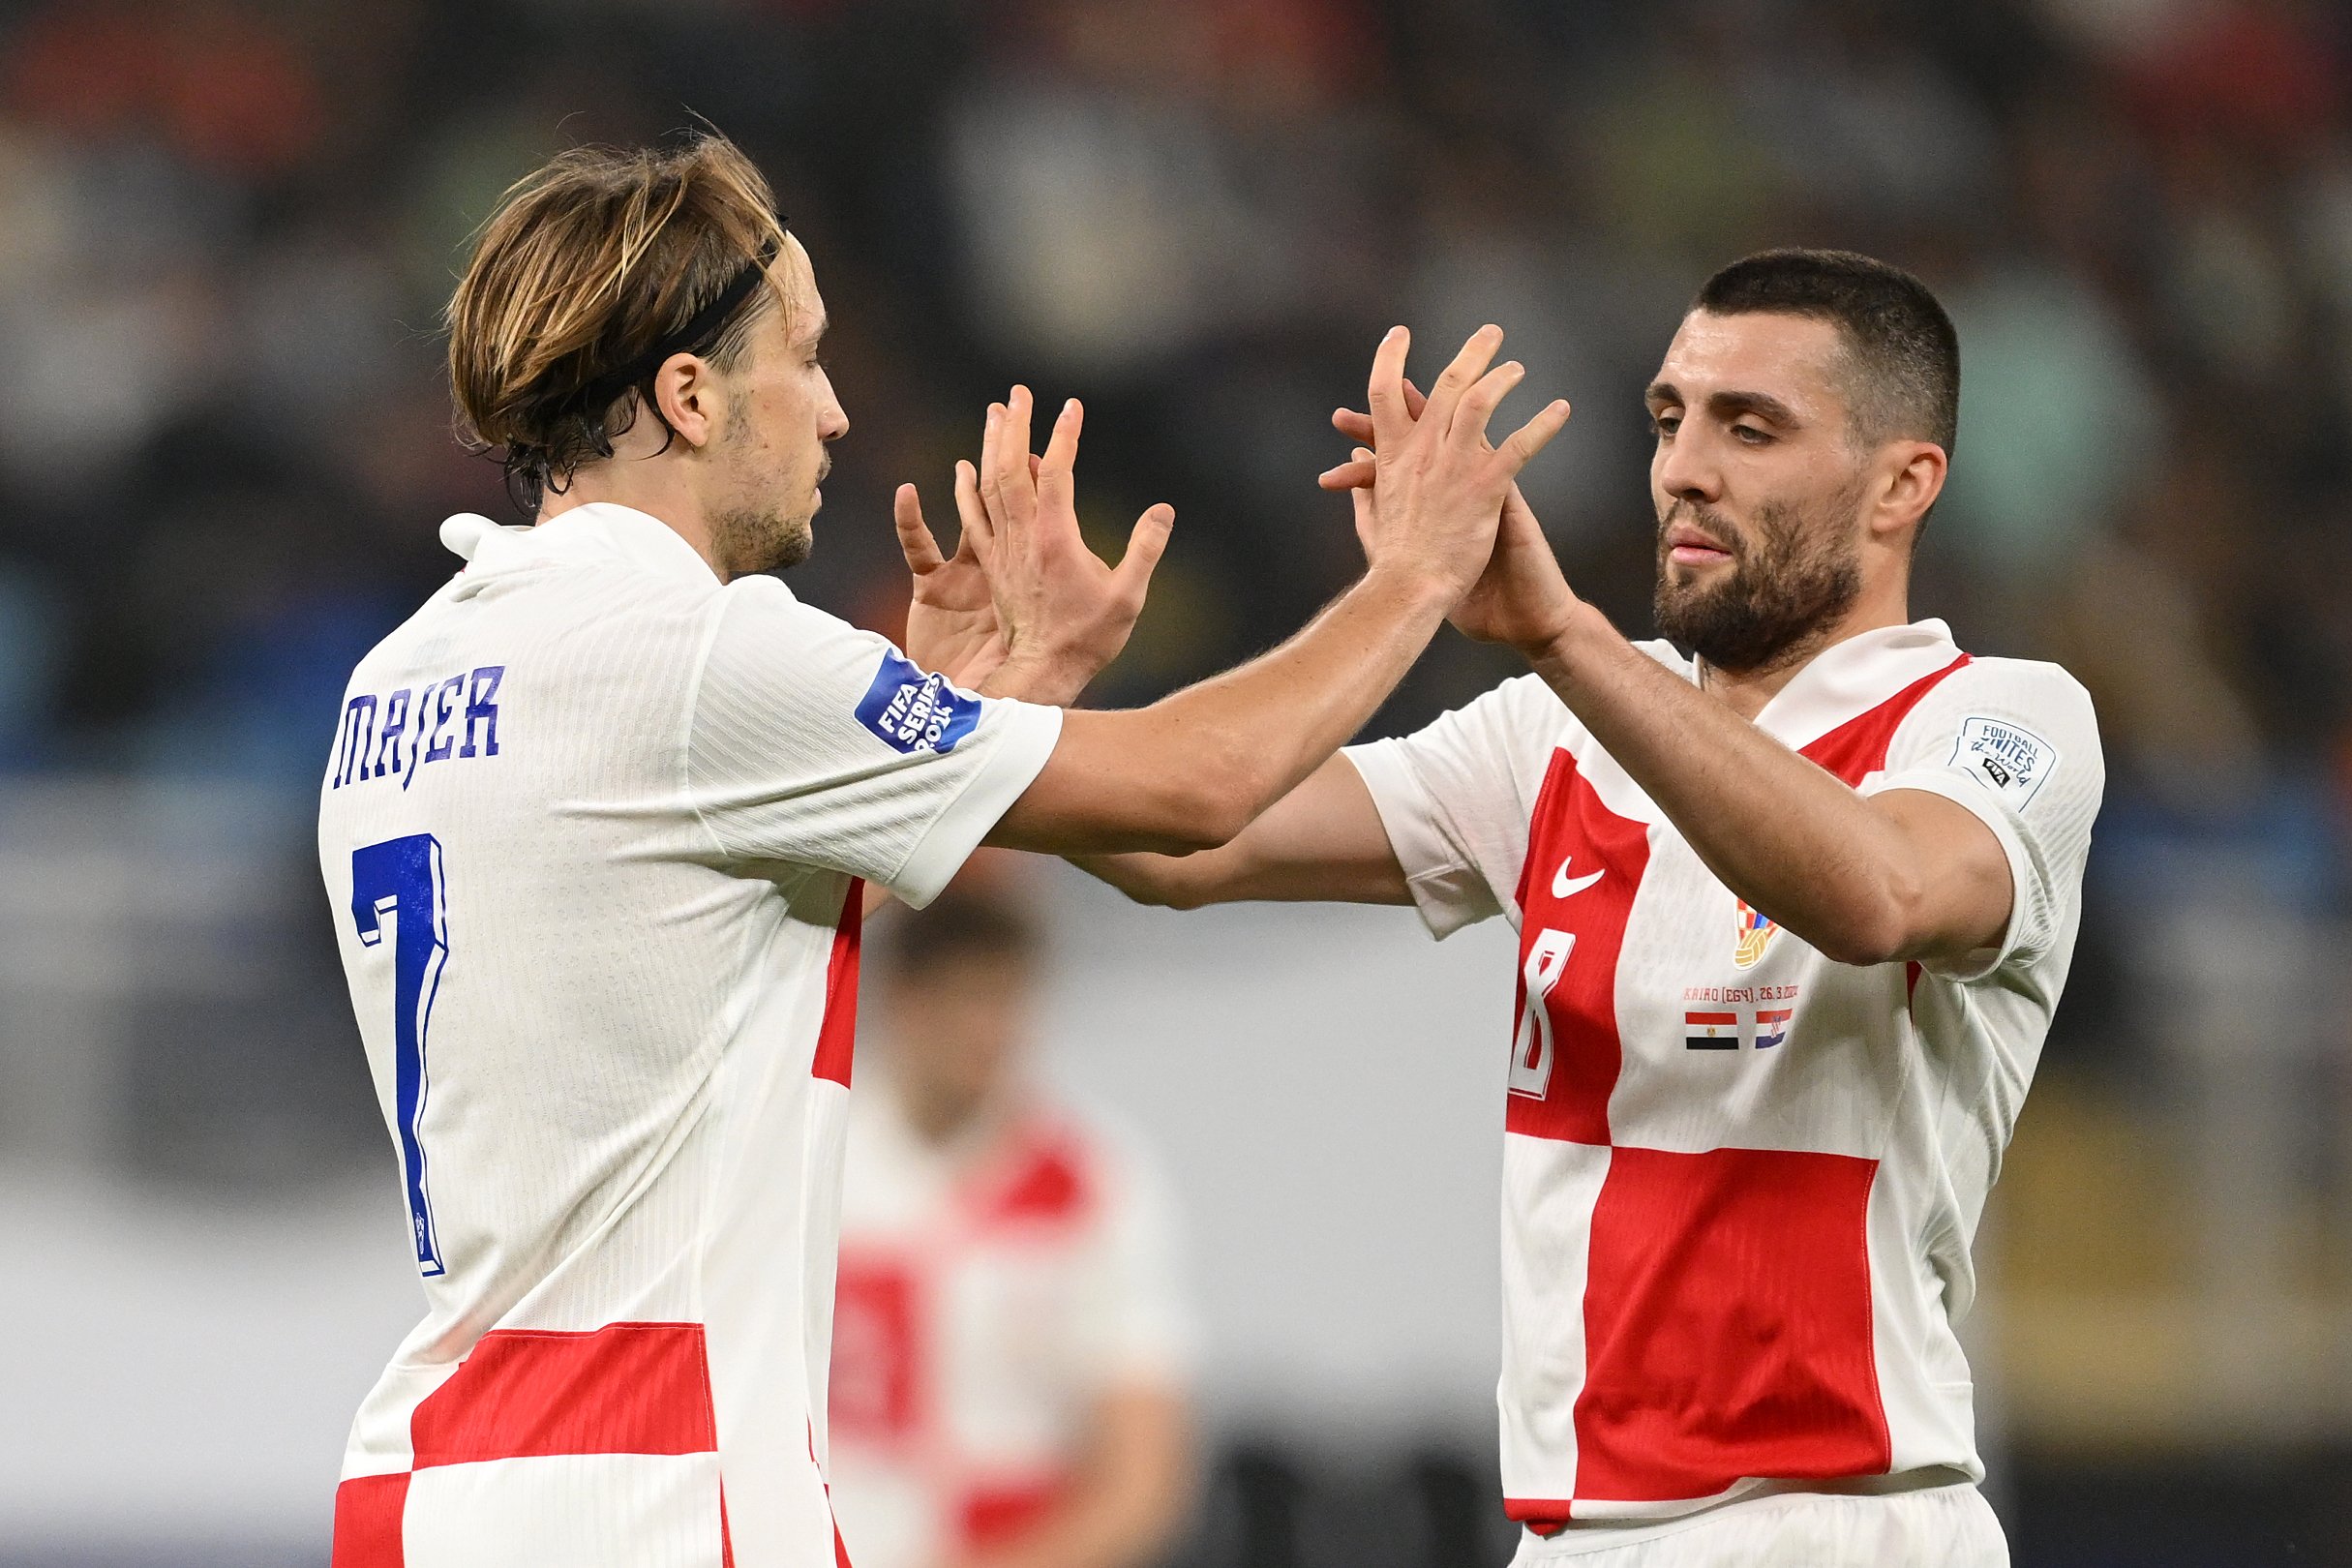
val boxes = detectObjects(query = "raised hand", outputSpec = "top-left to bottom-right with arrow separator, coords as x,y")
894,477 -> 1006,689
1322,366 -> 1581,655
971,386 -> 1175,706
1347,325 -> 1571,605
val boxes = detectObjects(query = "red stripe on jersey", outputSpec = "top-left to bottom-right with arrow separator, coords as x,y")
720,1488 -> 736,1568
329,1472 -> 409,1567
831,1252 -> 925,1444
969,1121 -> 1097,1230
408,1321 -> 718,1467
1799,653 -> 1971,785
835,1517 -> 855,1568
962,1476 -> 1069,1551
812,878 -> 865,1088
1507,753 -> 1651,1144
1570,1145 -> 1890,1503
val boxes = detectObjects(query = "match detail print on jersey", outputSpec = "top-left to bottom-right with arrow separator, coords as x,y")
1350,622 -> 2103,1532
1498,653 -> 1969,1516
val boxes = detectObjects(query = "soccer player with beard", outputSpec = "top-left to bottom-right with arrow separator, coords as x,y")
317,134 -> 1567,1568
1079,251 -> 2103,1566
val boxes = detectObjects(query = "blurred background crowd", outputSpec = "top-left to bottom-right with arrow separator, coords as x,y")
2,0 -> 2350,1564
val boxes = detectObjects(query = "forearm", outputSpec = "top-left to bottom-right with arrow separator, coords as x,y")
1123,568 -> 1448,841
990,568 -> 1452,857
1524,605 -> 1936,964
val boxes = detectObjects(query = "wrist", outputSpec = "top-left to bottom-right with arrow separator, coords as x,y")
1517,598 -> 1613,678
981,643 -> 1091,707
1359,559 -> 1462,620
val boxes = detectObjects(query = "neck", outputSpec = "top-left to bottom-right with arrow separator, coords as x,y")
538,462 -> 726,580
1695,579 -> 1912,721
894,1075 -> 989,1148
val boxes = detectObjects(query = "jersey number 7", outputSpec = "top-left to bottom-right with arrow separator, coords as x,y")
350,834 -> 450,1278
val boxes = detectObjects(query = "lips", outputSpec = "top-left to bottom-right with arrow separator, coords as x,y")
1665,521 -> 1733,566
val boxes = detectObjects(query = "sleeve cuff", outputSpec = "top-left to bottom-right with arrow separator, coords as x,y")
1866,768 -> 2034,983
1343,741 -> 1499,941
887,700 -> 1065,907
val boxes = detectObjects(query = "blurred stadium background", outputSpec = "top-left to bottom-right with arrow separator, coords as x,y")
1,0 -> 2350,1563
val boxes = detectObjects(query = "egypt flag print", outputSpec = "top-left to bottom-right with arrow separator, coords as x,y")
1684,1010 -> 1739,1049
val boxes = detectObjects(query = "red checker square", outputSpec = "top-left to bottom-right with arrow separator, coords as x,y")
1573,1144 -> 1889,1503
330,1472 -> 410,1568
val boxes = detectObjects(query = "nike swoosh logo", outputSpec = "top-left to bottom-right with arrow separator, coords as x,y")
1553,858 -> 1604,899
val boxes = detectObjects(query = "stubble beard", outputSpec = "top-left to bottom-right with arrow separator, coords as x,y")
714,501 -> 812,577
1652,486 -> 1863,678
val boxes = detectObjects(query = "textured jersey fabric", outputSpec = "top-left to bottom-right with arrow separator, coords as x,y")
826,1083 -> 1192,1568
1505,1481 -> 2006,1566
317,503 -> 1061,1568
1345,619 -> 2100,1532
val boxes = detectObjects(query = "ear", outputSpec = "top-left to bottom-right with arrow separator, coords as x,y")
1871,440 -> 1947,544
648,352 -> 724,450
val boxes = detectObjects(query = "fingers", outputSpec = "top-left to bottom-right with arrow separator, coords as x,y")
980,400 -> 1004,534
1111,501 -> 1175,601
1493,398 -> 1575,475
1332,377 -> 1426,448
1422,325 -> 1502,437
1366,325 -> 1411,447
1450,359 -> 1526,448
952,458 -> 994,564
893,483 -> 945,573
991,385 -> 1039,540
1038,398 -> 1080,509
1317,447 -> 1375,491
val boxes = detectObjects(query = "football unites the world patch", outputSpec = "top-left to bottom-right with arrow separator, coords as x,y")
1733,898 -> 1777,969
856,648 -> 983,755
1949,715 -> 2056,808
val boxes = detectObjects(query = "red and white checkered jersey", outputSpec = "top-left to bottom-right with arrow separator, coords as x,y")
1344,619 -> 2101,1527
826,1085 -> 1191,1568
316,503 -> 1062,1568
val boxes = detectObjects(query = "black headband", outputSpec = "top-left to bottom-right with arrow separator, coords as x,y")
571,230 -> 784,416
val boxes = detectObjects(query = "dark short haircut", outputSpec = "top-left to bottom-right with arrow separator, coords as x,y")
879,887 -> 1041,978
1693,249 -> 1960,455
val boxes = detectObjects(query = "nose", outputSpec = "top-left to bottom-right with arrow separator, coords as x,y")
818,372 -> 848,442
1654,428 -> 1721,510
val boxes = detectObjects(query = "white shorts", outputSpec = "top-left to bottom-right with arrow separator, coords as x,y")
1506,1482 -> 2008,1568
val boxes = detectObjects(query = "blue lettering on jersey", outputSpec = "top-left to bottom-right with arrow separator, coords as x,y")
855,649 -> 982,755
331,665 -> 506,789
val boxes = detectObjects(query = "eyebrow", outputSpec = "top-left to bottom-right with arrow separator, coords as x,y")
1644,382 -> 1803,427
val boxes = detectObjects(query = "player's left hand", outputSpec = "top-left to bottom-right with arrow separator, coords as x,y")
972,384 -> 1175,706
1322,382 -> 1583,655
894,476 -> 1007,689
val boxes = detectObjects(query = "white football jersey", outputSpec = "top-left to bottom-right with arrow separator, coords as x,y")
826,1083 -> 1191,1568
317,503 -> 1061,1568
1345,619 -> 2101,1531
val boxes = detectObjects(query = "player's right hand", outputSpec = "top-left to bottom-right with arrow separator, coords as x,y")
965,385 -> 1174,707
1349,324 -> 1570,603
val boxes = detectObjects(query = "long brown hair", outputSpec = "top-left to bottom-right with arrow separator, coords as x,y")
446,132 -> 793,512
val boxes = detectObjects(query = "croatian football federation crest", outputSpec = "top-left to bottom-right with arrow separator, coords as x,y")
1734,898 -> 1776,969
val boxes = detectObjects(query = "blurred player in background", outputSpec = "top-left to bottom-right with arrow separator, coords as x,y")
830,868 -> 1193,1568
1078,251 -> 2103,1567
317,130 -> 1566,1567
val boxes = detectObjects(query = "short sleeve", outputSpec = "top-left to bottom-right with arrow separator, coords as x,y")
1864,657 -> 2104,982
685,578 -> 1062,905
1343,674 -> 1566,940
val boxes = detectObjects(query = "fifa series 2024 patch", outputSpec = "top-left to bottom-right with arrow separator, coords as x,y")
856,648 -> 983,755
1949,716 -> 2056,808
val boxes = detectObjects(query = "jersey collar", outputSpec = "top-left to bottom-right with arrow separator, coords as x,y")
440,502 -> 724,590
1738,618 -> 1963,752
